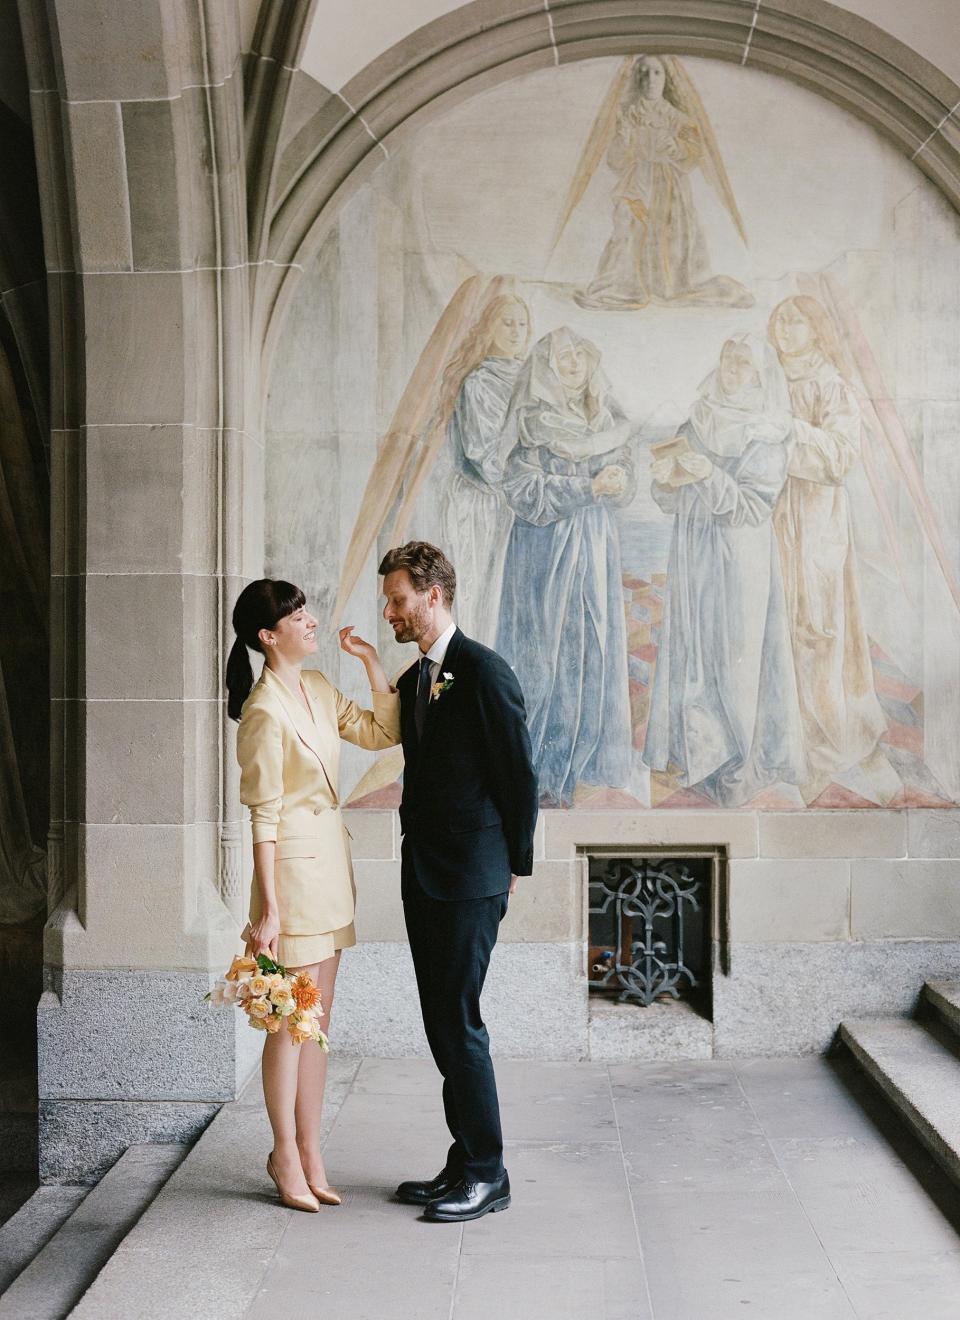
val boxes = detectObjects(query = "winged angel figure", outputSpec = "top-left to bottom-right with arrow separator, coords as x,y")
553,55 -> 753,310
333,275 -> 526,802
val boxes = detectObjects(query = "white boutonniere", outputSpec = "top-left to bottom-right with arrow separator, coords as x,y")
430,672 -> 455,701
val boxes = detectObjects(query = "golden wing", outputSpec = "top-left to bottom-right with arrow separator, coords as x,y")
547,56 -> 634,262
662,55 -> 748,248
345,746 -> 405,804
390,273 -> 515,541
331,275 -> 486,622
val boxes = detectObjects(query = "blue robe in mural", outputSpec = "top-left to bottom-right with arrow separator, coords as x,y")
441,355 -> 519,646
643,337 -> 804,805
496,329 -> 636,805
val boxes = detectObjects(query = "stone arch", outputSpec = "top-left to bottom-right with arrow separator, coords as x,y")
254,0 -> 960,382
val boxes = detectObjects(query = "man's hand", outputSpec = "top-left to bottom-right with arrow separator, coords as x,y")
509,874 -> 520,896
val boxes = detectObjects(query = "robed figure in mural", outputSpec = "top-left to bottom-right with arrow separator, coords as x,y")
768,295 -> 898,805
550,55 -> 752,310
497,327 -> 637,806
439,294 -> 532,646
644,335 -> 803,805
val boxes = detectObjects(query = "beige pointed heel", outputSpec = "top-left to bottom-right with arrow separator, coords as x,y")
307,1183 -> 342,1206
267,1154 -> 320,1213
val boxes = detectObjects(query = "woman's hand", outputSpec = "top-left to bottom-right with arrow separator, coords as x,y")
247,908 -> 280,960
339,626 -> 392,695
339,626 -> 377,662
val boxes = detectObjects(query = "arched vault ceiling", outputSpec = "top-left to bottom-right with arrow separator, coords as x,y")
249,0 -> 960,372
298,0 -> 960,95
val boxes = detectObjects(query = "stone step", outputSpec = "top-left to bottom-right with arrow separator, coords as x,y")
922,980 -> 960,1038
0,1144 -> 187,1320
0,1186 -> 88,1295
839,1017 -> 960,1188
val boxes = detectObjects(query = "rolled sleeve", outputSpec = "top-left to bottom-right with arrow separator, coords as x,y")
236,703 -> 283,844
335,687 -> 401,751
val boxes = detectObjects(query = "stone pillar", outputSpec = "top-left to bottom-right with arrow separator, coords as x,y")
23,0 -> 262,1182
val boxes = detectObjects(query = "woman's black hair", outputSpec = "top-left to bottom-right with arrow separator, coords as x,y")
226,579 -> 306,720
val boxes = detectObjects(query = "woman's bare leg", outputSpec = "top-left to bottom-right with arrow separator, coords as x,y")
261,1011 -> 312,1198
296,952 -> 340,1188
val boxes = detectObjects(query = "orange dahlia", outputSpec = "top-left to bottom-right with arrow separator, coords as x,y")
292,973 -> 322,1013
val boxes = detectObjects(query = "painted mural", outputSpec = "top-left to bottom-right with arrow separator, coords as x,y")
266,54 -> 960,812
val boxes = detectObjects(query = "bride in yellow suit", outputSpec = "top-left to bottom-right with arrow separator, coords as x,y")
226,579 -> 400,1211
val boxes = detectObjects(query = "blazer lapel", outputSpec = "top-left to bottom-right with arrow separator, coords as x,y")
262,668 -> 338,798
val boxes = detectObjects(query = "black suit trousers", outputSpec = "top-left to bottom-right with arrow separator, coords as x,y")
403,883 -> 508,1183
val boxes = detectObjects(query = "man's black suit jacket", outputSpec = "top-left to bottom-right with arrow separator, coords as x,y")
397,628 -> 539,902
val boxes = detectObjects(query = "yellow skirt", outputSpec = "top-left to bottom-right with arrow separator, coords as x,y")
278,923 -> 356,969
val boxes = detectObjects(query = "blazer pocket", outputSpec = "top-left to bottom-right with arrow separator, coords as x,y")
276,838 -> 321,859
447,805 -> 502,834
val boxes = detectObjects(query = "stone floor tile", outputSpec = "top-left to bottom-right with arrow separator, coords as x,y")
462,1141 -> 638,1260
733,1056 -> 884,1139
632,1186 -> 858,1320
324,1090 -> 449,1188
613,1065 -> 783,1191
497,1060 -> 617,1144
452,1252 -> 652,1320
826,1248 -> 960,1320
351,1055 -> 442,1094
623,1127 -> 786,1193
772,1134 -> 960,1254
54,1057 -> 960,1320
612,1060 -> 755,1133
276,1184 -> 461,1254
608,1059 -> 736,1091
245,1240 -> 460,1320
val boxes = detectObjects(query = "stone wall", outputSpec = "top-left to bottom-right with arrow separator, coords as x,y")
18,0 -> 960,1182
333,808 -> 960,1061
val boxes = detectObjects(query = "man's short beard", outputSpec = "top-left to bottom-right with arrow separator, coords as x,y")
393,597 -> 431,645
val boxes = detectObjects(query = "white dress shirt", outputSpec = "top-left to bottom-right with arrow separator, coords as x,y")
420,620 -> 457,687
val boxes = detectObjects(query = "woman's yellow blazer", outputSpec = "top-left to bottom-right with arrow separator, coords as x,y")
236,666 -> 400,936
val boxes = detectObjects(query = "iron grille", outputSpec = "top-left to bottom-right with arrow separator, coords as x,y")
587,855 -> 711,1008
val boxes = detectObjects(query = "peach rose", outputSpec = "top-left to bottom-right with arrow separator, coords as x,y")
269,986 -> 294,1009
225,955 -> 258,982
246,997 -> 271,1020
287,1013 -> 316,1045
262,1014 -> 282,1033
248,974 -> 270,997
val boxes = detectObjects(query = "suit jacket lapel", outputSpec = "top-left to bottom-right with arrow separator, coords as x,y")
417,628 -> 463,763
262,668 -> 338,798
397,659 -> 420,764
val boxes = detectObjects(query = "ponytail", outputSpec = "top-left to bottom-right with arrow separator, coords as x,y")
226,578 -> 306,721
226,635 -> 254,721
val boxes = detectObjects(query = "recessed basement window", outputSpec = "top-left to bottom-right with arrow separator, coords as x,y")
586,852 -> 717,1015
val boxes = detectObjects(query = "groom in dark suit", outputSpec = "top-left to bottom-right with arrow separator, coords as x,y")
379,541 -> 538,1222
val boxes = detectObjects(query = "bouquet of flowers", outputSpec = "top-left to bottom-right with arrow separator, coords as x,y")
207,952 -> 328,1048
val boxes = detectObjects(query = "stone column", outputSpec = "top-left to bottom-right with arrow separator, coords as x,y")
23,0 -> 263,1182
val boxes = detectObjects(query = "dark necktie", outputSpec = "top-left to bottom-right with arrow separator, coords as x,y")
415,654 -> 432,740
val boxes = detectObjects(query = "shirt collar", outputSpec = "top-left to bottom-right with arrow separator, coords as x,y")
422,620 -> 457,669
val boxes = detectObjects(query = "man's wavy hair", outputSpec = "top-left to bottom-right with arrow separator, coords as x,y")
378,540 -> 456,608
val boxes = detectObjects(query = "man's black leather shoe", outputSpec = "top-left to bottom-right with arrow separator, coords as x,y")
422,1172 -> 511,1222
395,1170 -> 459,1206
